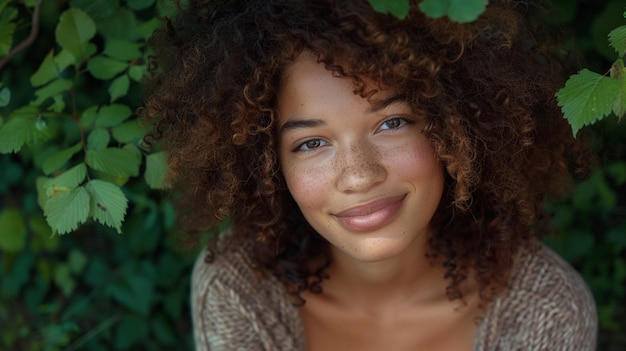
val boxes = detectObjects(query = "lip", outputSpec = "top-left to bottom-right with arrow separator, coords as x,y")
333,195 -> 406,231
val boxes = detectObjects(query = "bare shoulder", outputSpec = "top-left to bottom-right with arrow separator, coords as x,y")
475,242 -> 598,350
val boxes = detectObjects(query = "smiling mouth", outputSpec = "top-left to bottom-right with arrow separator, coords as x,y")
333,195 -> 406,231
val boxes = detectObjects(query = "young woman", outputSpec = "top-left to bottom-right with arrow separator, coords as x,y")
143,0 -> 598,349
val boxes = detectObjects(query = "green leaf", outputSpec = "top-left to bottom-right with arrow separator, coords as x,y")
29,214 -> 58,252
95,104 -> 133,128
33,78 -> 73,106
49,95 -> 66,113
0,21 -> 15,56
556,69 -> 620,136
109,75 -> 130,102
136,17 -> 161,40
418,0 -> 487,23
87,56 -> 128,80
609,24 -> 626,57
0,208 -> 26,252
87,128 -> 111,151
368,0 -> 409,19
86,148 -> 140,177
112,120 -> 149,143
105,262 -> 155,314
123,142 -> 142,159
128,64 -> 147,82
0,3 -> 18,21
611,60 -> 626,119
55,8 -> 97,63
55,49 -> 77,71
95,7 -> 138,41
81,103 -> 133,129
69,0 -> 120,20
53,264 -> 76,296
0,86 -> 10,107
44,186 -> 91,235
104,39 -> 142,61
42,142 -> 83,175
80,106 -> 98,128
86,180 -> 128,233
36,176 -> 48,209
68,249 -> 88,274
44,163 -> 88,195
0,107 -> 49,153
31,50 -> 61,87
115,314 -> 149,349
145,151 -> 167,189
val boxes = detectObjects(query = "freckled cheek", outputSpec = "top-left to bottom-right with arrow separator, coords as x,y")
282,163 -> 333,212
381,139 -> 442,179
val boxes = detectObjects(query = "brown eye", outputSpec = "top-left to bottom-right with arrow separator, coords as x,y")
305,140 -> 321,149
379,117 -> 408,131
294,138 -> 328,152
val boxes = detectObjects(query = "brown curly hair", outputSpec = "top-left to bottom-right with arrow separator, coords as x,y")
142,0 -> 590,304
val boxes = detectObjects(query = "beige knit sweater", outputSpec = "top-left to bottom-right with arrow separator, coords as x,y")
191,240 -> 597,350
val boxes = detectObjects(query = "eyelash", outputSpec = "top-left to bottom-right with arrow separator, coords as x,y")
292,116 -> 412,152
293,138 -> 329,152
378,116 -> 411,132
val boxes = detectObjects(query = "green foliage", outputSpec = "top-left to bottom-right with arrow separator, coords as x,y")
367,0 -> 410,19
55,8 -> 97,63
418,0 -> 488,23
557,7 -> 626,136
0,1 -> 161,235
544,155 -> 626,340
0,0 -> 17,56
367,0 -> 488,23
0,1 -> 193,350
555,68 -> 621,136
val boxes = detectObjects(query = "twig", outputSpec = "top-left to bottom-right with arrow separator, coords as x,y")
0,0 -> 44,72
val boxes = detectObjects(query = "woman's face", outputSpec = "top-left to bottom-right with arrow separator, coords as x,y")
277,55 -> 444,263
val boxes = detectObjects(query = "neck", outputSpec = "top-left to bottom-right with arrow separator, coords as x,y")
320,233 -> 450,314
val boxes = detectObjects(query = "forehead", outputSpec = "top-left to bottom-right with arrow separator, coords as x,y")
278,53 -> 397,111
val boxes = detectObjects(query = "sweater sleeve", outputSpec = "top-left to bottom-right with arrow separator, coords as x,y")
475,244 -> 598,351
190,247 -> 306,351
191,250 -> 266,351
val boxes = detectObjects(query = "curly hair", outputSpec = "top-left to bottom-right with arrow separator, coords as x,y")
142,0 -> 591,304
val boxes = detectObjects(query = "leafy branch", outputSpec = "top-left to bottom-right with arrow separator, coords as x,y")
0,4 -> 165,235
0,0 -> 42,71
556,10 -> 626,136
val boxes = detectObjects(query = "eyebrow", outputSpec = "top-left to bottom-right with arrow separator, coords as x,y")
279,118 -> 326,134
368,93 -> 408,113
278,94 -> 408,134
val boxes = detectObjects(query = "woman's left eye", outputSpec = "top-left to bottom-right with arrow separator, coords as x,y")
378,117 -> 409,132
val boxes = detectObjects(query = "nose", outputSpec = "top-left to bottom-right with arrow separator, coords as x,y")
336,142 -> 386,193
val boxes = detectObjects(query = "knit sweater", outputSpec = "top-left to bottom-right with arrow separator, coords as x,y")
191,240 -> 598,350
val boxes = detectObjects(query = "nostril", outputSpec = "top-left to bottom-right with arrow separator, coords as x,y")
336,157 -> 386,193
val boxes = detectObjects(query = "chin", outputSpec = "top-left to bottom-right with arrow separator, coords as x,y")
338,237 -> 416,263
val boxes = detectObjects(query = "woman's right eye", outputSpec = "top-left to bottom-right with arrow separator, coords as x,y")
294,138 -> 327,152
